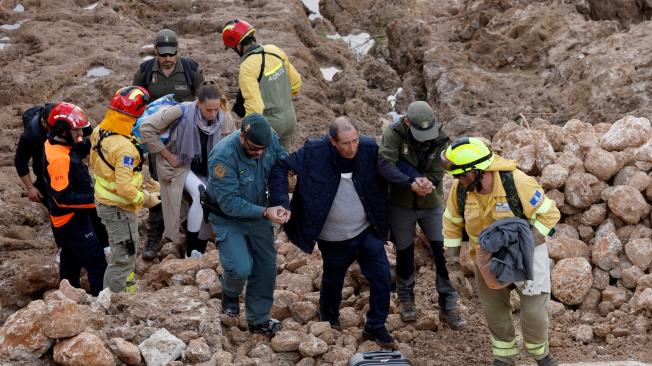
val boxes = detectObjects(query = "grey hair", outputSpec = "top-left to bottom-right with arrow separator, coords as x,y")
328,116 -> 358,140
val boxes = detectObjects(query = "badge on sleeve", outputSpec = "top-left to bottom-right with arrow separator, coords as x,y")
213,163 -> 226,178
529,190 -> 542,206
122,156 -> 135,168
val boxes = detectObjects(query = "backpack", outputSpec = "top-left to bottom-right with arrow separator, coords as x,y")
456,170 -> 526,220
139,57 -> 199,95
232,48 -> 283,118
132,94 -> 181,152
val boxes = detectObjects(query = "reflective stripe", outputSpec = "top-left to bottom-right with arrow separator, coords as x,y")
532,220 -> 552,236
444,208 -> 464,224
444,237 -> 462,248
492,336 -> 519,357
94,175 -> 144,205
50,213 -> 74,228
525,341 -> 547,356
263,61 -> 284,77
535,197 -> 553,214
125,271 -> 137,293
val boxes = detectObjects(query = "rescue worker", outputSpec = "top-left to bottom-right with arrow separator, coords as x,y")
269,117 -> 395,348
42,102 -> 107,296
441,137 -> 560,366
90,86 -> 161,293
205,113 -> 288,335
222,19 -> 302,150
377,101 -> 466,329
133,28 -> 205,261
140,81 -> 236,258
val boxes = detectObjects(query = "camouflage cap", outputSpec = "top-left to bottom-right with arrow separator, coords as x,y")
407,101 -> 438,142
155,29 -> 178,54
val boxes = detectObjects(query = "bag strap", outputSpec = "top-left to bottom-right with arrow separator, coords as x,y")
456,170 -> 525,219
179,57 -> 199,95
94,129 -> 144,172
140,59 -> 155,92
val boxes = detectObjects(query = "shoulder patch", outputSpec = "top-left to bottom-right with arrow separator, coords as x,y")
122,156 -> 135,168
213,163 -> 226,178
529,190 -> 542,206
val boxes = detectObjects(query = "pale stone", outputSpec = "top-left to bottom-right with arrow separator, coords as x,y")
0,300 -> 53,361
539,164 -> 568,189
614,166 -> 650,192
547,300 -> 565,318
636,274 -> 652,293
271,330 -> 304,352
339,307 -> 361,329
601,116 -> 652,151
248,343 -> 273,364
270,290 -> 299,320
546,236 -> 588,261
59,279 -> 87,303
592,267 -> 610,291
552,224 -> 579,240
138,328 -> 186,366
592,233 -> 622,271
580,204 -> 607,226
195,269 -> 218,292
621,266 -> 645,289
186,337 -> 211,363
15,260 -> 59,295
608,185 -> 649,224
289,301 -> 318,324
109,337 -> 141,366
414,312 -> 439,331
579,289 -> 601,311
94,288 -> 112,312
41,299 -> 86,339
602,286 -> 629,308
556,150 -> 585,174
309,321 -> 332,336
585,148 -> 619,181
564,172 -> 601,209
573,324 -> 594,344
299,334 -> 328,357
321,346 -> 355,364
53,332 -> 115,366
625,238 -> 652,270
551,257 -> 593,305
276,272 -> 314,295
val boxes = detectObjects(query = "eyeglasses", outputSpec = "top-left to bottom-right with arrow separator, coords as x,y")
244,138 -> 266,152
159,53 -> 177,58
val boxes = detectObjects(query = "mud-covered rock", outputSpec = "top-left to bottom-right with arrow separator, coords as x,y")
15,260 -> 59,295
580,289 -> 601,311
271,290 -> 300,320
546,236 -> 589,261
271,330 -> 304,352
290,301 -> 318,324
621,266 -> 645,289
551,257 -> 593,305
584,148 -> 619,181
614,166 -> 650,191
602,286 -> 629,308
186,337 -> 211,363
600,116 -> 652,151
41,299 -> 86,339
299,334 -> 328,357
607,185 -> 649,224
53,332 -> 115,366
573,324 -> 594,344
539,164 -> 569,189
592,233 -> 622,271
625,238 -> 652,270
108,337 -> 141,366
0,300 -> 53,361
564,172 -> 601,209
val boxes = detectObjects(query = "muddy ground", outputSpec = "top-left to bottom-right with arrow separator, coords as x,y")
1,0 -> 652,365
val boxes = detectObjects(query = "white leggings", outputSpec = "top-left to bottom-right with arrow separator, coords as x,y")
184,171 -> 212,240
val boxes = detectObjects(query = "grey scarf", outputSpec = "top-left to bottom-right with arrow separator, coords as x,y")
175,102 -> 223,165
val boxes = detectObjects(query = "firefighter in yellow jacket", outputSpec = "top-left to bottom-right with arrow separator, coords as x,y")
90,86 -> 160,293
222,19 -> 302,150
441,137 -> 560,366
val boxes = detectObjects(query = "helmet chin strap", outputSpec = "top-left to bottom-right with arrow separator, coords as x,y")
466,169 -> 484,192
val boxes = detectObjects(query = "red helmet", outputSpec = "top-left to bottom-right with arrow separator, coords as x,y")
222,19 -> 255,49
47,102 -> 90,129
108,86 -> 150,117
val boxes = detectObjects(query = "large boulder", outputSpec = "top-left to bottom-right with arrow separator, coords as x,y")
600,116 -> 651,151
625,238 -> 652,270
41,299 -> 86,339
551,257 -> 593,305
584,148 -> 619,181
564,172 -> 601,209
108,337 -> 141,366
546,236 -> 589,261
271,330 -> 304,352
298,334 -> 329,357
15,260 -> 59,295
53,332 -> 116,366
0,300 -> 53,361
592,233 -> 622,271
607,185 -> 649,224
539,164 -> 569,189
614,166 -> 650,192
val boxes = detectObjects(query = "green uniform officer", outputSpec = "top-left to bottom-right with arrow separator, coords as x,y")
206,113 -> 288,335
133,29 -> 204,261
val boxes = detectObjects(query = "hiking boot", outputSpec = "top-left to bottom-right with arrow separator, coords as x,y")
141,241 -> 158,261
492,359 -> 515,366
399,300 -> 417,322
536,355 -> 559,366
362,325 -> 396,348
439,309 -> 467,330
221,293 -> 240,316
249,319 -> 282,335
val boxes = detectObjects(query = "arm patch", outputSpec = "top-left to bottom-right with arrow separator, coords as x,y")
529,190 -> 542,206
122,156 -> 135,168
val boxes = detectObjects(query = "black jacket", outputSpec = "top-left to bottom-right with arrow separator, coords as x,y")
15,104 -> 53,194
269,135 -> 389,253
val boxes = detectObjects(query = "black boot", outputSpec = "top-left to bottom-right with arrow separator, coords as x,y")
185,231 -> 200,258
142,240 -> 159,261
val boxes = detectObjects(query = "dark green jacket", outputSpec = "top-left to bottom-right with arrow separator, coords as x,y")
379,118 -> 449,209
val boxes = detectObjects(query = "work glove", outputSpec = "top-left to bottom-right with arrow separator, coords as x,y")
142,178 -> 160,193
142,190 -> 161,208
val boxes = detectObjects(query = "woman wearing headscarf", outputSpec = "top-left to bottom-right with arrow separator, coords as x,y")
140,81 -> 236,258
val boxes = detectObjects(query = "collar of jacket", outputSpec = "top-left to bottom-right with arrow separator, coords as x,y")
240,44 -> 263,60
99,109 -> 137,137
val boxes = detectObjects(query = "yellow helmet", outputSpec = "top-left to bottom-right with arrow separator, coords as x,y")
442,137 -> 493,175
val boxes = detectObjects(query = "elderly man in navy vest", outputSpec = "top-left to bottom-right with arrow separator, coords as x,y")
269,116 -> 395,348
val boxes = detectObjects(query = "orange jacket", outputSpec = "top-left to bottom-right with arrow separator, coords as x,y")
43,140 -> 95,227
